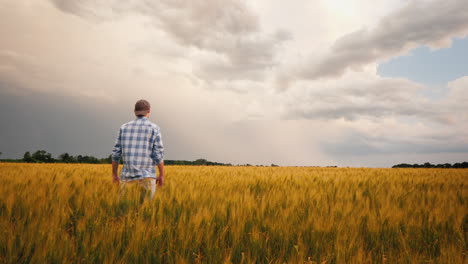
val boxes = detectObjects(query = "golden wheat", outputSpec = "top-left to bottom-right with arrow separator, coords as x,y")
0,163 -> 467,263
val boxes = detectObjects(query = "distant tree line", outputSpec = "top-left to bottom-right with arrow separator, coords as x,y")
165,159 -> 231,166
21,150 -> 111,164
0,150 -> 233,166
392,162 -> 468,168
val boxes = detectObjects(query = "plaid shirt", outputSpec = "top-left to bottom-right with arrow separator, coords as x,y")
112,117 -> 164,181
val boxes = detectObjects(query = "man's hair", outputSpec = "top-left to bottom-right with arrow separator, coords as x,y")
134,99 -> 151,117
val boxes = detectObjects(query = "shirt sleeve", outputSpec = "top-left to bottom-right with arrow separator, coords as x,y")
151,127 -> 164,164
111,128 -> 122,162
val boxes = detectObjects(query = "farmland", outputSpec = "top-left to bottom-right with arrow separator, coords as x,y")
0,163 -> 467,263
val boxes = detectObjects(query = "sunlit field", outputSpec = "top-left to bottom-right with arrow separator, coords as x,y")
0,163 -> 467,263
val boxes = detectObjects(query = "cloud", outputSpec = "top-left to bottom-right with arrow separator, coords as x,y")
280,70 -> 468,130
1,0 -> 467,167
192,30 -> 291,82
318,114 -> 468,164
282,74 -> 434,121
50,0 -> 130,20
0,87 -> 337,166
446,76 -> 468,110
0,50 -> 37,95
50,0 -> 291,84
308,75 -> 468,160
293,0 -> 468,83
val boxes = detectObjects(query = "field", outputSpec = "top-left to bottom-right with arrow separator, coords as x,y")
0,163 -> 467,263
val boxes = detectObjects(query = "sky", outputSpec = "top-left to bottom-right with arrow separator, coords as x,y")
0,0 -> 467,167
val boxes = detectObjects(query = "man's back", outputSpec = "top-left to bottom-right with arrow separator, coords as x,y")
112,116 -> 164,181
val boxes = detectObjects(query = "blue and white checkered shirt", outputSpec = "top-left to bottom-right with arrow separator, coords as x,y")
111,117 -> 164,181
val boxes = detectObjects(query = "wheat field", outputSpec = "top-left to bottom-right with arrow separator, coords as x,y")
0,163 -> 467,263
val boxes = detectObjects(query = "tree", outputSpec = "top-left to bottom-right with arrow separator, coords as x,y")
76,155 -> 99,164
32,150 -> 54,163
23,151 -> 35,162
392,162 -> 467,169
423,162 -> 433,168
99,155 -> 113,164
194,159 -> 207,165
59,153 -> 76,163
83,156 -> 99,164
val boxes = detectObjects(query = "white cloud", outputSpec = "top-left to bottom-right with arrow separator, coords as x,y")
50,0 -> 292,84
282,73 -> 430,121
446,76 -> 468,109
276,0 -> 468,89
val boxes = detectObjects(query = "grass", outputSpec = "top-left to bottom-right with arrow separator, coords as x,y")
0,163 -> 467,263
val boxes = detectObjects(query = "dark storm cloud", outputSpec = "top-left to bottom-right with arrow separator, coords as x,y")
0,89 -> 120,158
300,0 -> 468,81
50,0 -> 291,84
0,88 -> 191,160
0,88 -> 329,165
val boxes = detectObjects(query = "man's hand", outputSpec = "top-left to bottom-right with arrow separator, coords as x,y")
156,174 -> 164,187
112,174 -> 120,184
156,161 -> 165,187
112,161 -> 120,184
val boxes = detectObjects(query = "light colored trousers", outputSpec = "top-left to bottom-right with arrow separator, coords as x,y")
120,178 -> 157,200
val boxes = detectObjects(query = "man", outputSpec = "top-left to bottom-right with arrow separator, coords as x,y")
111,99 -> 164,199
